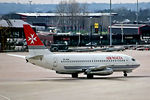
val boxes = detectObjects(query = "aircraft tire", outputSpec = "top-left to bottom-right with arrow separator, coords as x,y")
72,73 -> 78,78
124,72 -> 127,77
87,74 -> 93,79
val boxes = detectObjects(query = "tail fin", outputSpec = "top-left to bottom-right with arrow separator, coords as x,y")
23,24 -> 52,56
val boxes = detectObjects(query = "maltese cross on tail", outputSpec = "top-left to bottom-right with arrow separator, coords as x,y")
28,34 -> 37,44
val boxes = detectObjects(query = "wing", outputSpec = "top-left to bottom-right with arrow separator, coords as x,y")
85,65 -> 113,75
7,54 -> 26,59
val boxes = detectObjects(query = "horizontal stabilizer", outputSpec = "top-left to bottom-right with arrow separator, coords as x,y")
7,54 -> 25,59
27,55 -> 43,60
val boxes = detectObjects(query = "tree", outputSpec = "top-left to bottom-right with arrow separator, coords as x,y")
56,0 -> 68,14
56,1 -> 68,32
56,0 -> 88,32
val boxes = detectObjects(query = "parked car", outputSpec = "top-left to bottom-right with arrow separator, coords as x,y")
137,47 -> 146,51
86,42 -> 97,47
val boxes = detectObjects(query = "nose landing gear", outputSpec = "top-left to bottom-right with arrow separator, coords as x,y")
123,71 -> 127,77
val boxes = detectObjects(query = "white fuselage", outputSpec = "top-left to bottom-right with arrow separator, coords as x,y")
28,53 -> 140,74
23,24 -> 140,77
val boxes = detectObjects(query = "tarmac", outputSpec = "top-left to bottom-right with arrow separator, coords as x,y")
0,50 -> 150,100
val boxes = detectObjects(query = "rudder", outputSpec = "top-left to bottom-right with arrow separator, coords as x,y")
23,24 -> 52,56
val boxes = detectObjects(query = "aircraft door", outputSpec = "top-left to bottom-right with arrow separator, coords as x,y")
53,57 -> 57,67
126,57 -> 131,66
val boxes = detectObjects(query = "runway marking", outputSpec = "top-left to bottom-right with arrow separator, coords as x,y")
0,94 -> 11,100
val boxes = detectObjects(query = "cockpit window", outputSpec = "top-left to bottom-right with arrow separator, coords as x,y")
132,58 -> 135,61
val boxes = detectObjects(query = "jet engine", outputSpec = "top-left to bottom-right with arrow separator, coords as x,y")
85,68 -> 113,76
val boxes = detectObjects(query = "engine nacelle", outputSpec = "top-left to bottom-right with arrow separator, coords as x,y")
86,68 -> 113,76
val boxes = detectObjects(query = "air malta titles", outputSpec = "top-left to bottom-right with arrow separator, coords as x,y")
106,56 -> 123,60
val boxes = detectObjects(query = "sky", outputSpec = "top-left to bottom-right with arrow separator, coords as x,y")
0,0 -> 150,4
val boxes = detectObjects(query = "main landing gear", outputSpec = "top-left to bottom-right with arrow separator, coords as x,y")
72,73 -> 94,79
123,71 -> 128,77
72,73 -> 78,78
87,74 -> 94,79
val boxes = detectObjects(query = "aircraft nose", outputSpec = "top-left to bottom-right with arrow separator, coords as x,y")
135,61 -> 140,67
136,63 -> 140,67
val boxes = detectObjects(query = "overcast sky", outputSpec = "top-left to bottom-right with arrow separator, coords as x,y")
0,0 -> 150,4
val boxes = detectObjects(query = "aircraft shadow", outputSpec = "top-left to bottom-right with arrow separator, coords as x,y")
32,75 -> 150,82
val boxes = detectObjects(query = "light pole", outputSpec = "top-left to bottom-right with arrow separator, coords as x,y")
29,0 -> 32,13
136,0 -> 139,24
89,17 -> 93,49
109,0 -> 112,46
121,23 -> 124,43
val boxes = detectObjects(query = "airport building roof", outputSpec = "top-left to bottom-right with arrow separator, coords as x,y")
109,24 -> 150,35
17,13 -> 117,17
0,19 -> 33,28
109,24 -> 149,29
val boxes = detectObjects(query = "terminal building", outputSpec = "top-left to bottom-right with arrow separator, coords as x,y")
1,13 -> 150,52
42,24 -> 150,46
0,19 -> 34,51
109,24 -> 150,44
3,12 -> 117,32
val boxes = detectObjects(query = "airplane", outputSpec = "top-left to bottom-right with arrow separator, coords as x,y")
21,24 -> 140,79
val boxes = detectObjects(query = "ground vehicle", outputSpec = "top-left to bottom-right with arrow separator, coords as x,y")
86,42 -> 97,47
